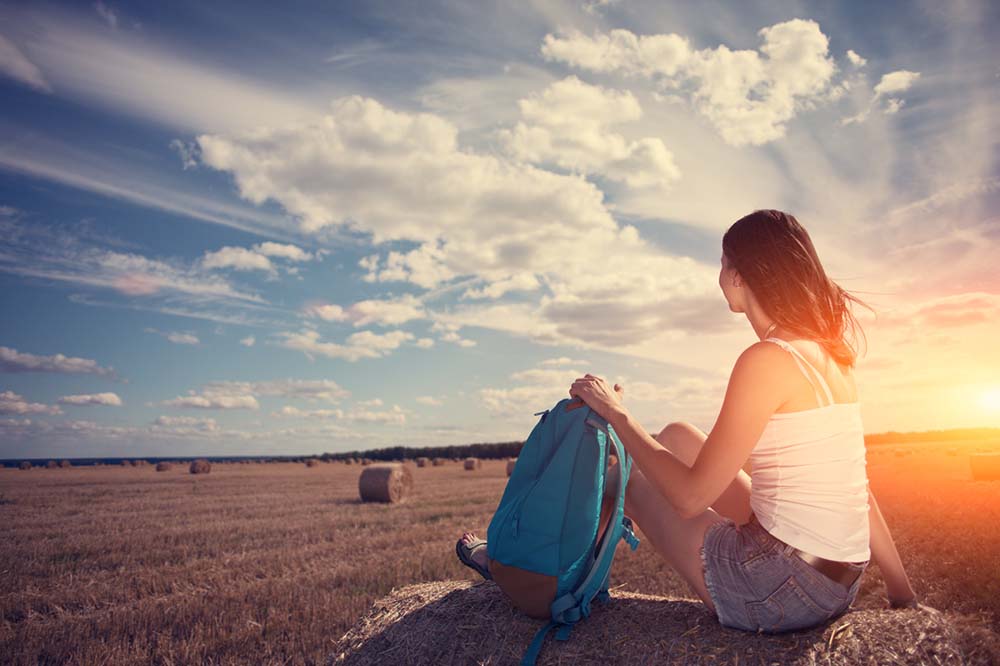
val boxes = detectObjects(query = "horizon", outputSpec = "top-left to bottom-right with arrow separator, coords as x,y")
1,1 -> 998,458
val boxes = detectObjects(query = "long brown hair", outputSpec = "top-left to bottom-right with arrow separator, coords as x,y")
722,209 -> 869,367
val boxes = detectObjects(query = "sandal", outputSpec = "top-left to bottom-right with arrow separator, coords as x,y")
455,536 -> 492,581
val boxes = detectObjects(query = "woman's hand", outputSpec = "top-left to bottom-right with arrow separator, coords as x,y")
567,374 -> 625,421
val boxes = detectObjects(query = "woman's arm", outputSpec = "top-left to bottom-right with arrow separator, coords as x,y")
867,488 -> 918,607
572,343 -> 783,519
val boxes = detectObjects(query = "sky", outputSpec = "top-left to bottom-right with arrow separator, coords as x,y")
0,0 -> 998,459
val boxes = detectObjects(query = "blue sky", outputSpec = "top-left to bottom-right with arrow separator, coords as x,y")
1,1 -> 998,458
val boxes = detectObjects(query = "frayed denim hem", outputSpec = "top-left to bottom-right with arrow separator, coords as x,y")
700,519 -> 733,627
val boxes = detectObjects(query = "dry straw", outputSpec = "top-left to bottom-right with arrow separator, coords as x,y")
970,453 -> 1000,481
358,463 -> 413,503
155,462 -> 172,472
330,580 -> 963,666
464,458 -> 481,471
189,459 -> 212,474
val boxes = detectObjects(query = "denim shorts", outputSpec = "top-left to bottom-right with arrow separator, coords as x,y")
700,517 -> 868,633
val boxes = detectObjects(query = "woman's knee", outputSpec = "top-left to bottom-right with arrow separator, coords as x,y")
655,422 -> 706,463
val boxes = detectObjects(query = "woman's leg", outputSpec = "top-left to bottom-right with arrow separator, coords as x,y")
621,421 -> 753,614
655,421 -> 752,524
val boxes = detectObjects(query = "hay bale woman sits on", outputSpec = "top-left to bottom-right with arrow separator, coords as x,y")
459,210 -> 939,633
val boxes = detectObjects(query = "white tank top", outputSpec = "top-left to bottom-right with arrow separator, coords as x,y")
749,337 -> 871,563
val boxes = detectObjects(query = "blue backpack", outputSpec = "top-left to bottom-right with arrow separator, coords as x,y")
486,398 -> 640,665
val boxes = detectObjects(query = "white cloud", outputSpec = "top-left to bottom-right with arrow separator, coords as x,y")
430,321 -> 478,348
0,34 -> 52,92
841,69 -> 920,125
57,392 -> 122,406
462,273 -> 540,300
873,70 -> 920,99
416,395 -> 443,406
163,392 -> 259,410
500,76 -> 681,189
201,246 -> 275,273
271,402 -> 407,424
414,337 -> 434,349
185,378 -> 351,405
93,2 -> 118,29
0,345 -> 115,376
167,332 -> 200,345
240,335 -> 255,347
846,50 -> 866,67
200,241 -> 315,277
540,356 -> 590,366
0,390 -> 62,415
277,327 -> 418,362
0,218 -> 265,307
13,11 -> 323,134
152,415 -> 218,431
541,19 -> 840,146
144,328 -> 200,345
306,294 -> 425,327
884,98 -> 904,115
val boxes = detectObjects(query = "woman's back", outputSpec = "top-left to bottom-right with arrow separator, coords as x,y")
749,336 -> 870,563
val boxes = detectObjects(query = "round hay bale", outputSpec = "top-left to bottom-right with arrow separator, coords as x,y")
306,458 -> 320,467
358,463 -> 413,503
19,461 -> 31,470
189,459 -> 212,474
155,462 -> 172,472
330,581 -> 965,666
432,457 -> 445,466
361,458 -> 372,466
46,460 -> 58,469
59,459 -> 72,468
970,453 -> 1000,481
416,457 -> 429,468
120,460 -> 131,467
506,458 -> 517,477
464,457 -> 481,471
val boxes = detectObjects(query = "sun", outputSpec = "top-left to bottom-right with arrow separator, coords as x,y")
980,388 -> 1000,412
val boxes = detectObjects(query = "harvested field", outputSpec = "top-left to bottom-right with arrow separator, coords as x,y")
1,439 -> 999,665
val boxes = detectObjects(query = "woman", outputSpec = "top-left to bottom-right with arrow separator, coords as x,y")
459,209 -> 933,633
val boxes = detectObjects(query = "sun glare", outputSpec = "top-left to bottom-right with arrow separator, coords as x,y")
980,388 -> 1000,412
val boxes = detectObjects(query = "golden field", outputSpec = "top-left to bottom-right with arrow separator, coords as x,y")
2,440 -> 999,665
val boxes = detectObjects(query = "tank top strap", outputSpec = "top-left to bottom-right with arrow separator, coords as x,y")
763,337 -> 835,407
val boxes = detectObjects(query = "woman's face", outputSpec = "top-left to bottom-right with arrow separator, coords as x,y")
719,252 -> 743,313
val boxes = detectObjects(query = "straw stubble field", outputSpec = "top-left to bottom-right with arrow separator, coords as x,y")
1,440 -> 999,665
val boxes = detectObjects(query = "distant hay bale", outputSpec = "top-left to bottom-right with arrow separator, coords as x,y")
432,457 -> 445,467
970,453 -> 1000,481
134,459 -> 148,466
46,460 -> 58,469
358,463 -> 413,503
506,458 -> 517,476
59,460 -> 72,468
330,581 -> 963,666
121,460 -> 132,467
361,459 -> 373,466
464,458 -> 481,471
306,459 -> 320,468
189,459 -> 212,475
155,462 -> 172,472
416,457 -> 429,468
19,461 -> 31,470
